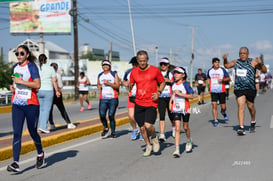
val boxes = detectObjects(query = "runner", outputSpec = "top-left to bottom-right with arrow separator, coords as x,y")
255,70 -> 260,96
195,68 -> 207,105
122,56 -> 143,140
158,57 -> 175,142
77,72 -> 91,112
207,57 -> 230,127
7,45 -> 45,173
169,67 -> 194,157
130,50 -> 165,156
97,60 -> 120,138
223,47 -> 267,135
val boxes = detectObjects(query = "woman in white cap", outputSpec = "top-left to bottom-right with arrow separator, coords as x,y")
97,60 -> 120,138
169,67 -> 194,157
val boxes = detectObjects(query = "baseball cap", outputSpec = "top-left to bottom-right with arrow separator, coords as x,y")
173,67 -> 185,74
212,57 -> 220,63
160,57 -> 170,64
102,60 -> 111,66
129,56 -> 138,64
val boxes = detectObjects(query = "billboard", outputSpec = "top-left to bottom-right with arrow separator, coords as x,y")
10,0 -> 71,34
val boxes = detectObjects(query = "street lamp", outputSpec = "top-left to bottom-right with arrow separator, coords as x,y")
155,46 -> 159,66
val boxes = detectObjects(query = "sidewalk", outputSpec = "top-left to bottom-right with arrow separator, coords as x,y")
0,93 -> 210,161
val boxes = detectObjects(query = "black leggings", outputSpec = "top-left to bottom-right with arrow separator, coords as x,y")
49,93 -> 71,125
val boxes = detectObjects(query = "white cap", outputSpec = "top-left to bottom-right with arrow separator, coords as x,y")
160,58 -> 170,64
173,67 -> 185,74
102,60 -> 111,66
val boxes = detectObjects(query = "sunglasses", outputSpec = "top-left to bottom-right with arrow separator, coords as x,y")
15,51 -> 25,56
160,63 -> 168,66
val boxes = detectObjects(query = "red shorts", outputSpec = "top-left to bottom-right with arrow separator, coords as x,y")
128,97 -> 135,108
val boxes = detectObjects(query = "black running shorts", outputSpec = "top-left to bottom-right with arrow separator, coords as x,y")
158,97 -> 174,121
173,113 -> 190,122
134,104 -> 157,127
234,89 -> 257,103
210,92 -> 226,104
197,86 -> 205,95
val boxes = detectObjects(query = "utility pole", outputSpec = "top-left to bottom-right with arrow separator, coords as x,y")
127,0 -> 136,55
109,41 -> 112,62
72,0 -> 79,99
190,26 -> 195,87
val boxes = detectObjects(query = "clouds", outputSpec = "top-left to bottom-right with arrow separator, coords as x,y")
254,40 -> 273,50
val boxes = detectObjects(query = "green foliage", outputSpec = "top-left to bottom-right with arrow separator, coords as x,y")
80,51 -> 95,61
0,60 -> 13,89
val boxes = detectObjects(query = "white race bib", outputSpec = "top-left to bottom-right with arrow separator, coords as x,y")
198,80 -> 204,84
15,88 -> 31,99
172,101 -> 185,112
236,69 -> 247,77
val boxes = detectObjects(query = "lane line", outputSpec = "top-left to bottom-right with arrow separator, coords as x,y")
0,137 -> 102,172
270,115 -> 273,128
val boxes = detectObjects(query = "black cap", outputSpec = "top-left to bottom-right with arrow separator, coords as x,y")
212,57 -> 220,63
129,56 -> 138,65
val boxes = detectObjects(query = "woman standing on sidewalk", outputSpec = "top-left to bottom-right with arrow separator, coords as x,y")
7,45 -> 45,173
48,63 -> 76,130
38,54 -> 60,133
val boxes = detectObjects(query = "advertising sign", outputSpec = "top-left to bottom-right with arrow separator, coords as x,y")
10,0 -> 71,33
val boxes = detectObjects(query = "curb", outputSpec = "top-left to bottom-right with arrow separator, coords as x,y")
0,94 -> 211,161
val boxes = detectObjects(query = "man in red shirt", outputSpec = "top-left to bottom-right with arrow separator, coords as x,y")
130,50 -> 165,156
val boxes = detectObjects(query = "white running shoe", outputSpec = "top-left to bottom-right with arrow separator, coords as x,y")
173,148 -> 180,157
67,123 -> 76,129
143,145 -> 152,157
185,140 -> 192,152
159,134 -> 166,142
152,136 -> 160,152
39,128 -> 50,134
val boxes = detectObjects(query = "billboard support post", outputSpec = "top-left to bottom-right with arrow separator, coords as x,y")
72,0 -> 79,100
38,33 -> 45,54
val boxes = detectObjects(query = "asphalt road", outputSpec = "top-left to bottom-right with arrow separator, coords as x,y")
0,95 -> 129,137
0,90 -> 273,180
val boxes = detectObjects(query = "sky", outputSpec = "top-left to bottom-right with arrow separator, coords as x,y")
0,0 -> 273,73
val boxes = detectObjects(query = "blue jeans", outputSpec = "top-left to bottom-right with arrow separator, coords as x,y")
99,98 -> 119,133
12,104 -> 43,162
38,90 -> 54,131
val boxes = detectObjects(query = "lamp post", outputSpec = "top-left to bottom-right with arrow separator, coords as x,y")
155,46 -> 159,66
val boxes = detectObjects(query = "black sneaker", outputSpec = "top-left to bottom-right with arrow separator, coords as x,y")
237,127 -> 246,136
101,128 -> 109,138
110,132 -> 117,138
36,152 -> 46,169
250,122 -> 256,133
198,101 -> 202,105
7,162 -> 20,172
202,101 -> 205,104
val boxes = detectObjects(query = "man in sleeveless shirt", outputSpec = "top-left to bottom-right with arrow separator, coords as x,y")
223,47 -> 267,135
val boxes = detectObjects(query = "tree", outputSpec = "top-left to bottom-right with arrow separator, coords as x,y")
80,51 -> 95,61
0,59 -> 13,89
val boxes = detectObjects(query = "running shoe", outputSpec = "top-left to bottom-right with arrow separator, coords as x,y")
198,101 -> 202,105
110,132 -> 117,138
88,103 -> 92,110
130,129 -> 139,140
152,136 -> 160,152
159,133 -> 166,142
139,133 -> 144,141
67,123 -> 76,129
39,128 -> 50,134
250,122 -> 256,133
172,126 -> 176,138
221,112 -> 229,121
213,121 -> 219,127
202,100 -> 205,104
173,148 -> 180,158
36,152 -> 46,169
49,124 -> 56,130
185,140 -> 192,152
7,162 -> 20,172
80,107 -> 84,112
143,145 -> 152,157
101,128 -> 109,138
237,127 -> 246,136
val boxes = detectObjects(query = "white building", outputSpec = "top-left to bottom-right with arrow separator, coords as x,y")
8,38 -> 70,63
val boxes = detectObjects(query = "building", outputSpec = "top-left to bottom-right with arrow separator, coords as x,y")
8,38 -> 70,63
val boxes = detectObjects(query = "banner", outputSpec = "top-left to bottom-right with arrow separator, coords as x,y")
10,0 -> 71,33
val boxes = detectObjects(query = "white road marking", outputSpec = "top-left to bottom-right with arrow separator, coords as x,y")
270,115 -> 273,128
0,137 -> 102,172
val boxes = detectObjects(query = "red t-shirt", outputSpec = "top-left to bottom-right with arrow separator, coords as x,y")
130,65 -> 164,107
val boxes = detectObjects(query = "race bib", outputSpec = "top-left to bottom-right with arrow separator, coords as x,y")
15,88 -> 31,99
198,80 -> 204,84
236,69 -> 247,77
211,79 -> 219,85
172,101 -> 185,112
